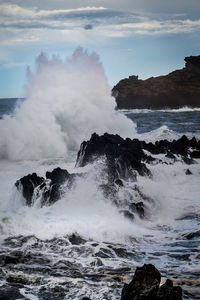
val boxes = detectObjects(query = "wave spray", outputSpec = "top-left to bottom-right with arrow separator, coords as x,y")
0,48 -> 135,160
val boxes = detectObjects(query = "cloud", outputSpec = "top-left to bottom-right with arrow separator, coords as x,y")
0,3 -> 200,51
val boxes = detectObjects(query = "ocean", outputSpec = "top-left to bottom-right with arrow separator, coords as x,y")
0,50 -> 199,300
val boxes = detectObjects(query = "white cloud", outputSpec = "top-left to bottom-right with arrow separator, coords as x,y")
0,3 -> 200,52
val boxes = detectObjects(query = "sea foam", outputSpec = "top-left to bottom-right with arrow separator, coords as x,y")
0,48 -> 135,161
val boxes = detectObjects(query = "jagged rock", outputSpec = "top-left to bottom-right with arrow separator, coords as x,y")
157,279 -> 182,300
129,202 -> 145,219
121,264 -> 161,299
76,132 -> 152,180
15,167 -> 76,207
121,264 -> 182,300
15,173 -> 44,206
15,133 -> 199,209
112,55 -> 200,109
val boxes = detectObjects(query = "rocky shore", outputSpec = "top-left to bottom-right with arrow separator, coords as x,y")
16,133 -> 199,210
12,133 -> 200,299
112,55 -> 200,109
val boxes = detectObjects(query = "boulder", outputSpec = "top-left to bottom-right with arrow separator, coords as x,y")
113,55 -> 200,109
121,264 -> 182,300
15,167 -> 76,206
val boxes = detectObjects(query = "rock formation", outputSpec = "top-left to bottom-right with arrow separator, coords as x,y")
112,55 -> 200,109
121,264 -> 182,300
15,134 -> 199,218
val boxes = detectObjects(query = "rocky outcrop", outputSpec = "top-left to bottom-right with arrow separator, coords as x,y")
112,55 -> 200,109
15,134 -> 200,215
121,264 -> 182,300
15,167 -> 76,206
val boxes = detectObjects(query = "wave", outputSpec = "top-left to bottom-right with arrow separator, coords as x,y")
0,48 -> 135,161
122,106 -> 200,114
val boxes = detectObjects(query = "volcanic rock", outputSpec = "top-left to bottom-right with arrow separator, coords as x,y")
121,264 -> 182,300
112,55 -> 200,109
15,167 -> 76,206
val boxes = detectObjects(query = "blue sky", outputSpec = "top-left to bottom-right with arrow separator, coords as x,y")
0,0 -> 200,97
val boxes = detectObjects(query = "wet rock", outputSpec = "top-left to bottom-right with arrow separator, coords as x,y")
185,169 -> 192,175
121,264 -> 161,300
157,279 -> 182,300
129,202 -> 145,219
184,230 -> 200,240
7,274 -> 30,285
46,167 -> 70,184
76,133 -> 151,180
15,167 -> 77,206
15,173 -> 44,206
68,233 -> 86,245
121,264 -> 182,300
0,285 -> 26,300
190,150 -> 200,159
3,250 -> 24,265
113,55 -> 200,109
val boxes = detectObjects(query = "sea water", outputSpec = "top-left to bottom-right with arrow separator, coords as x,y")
0,48 -> 199,299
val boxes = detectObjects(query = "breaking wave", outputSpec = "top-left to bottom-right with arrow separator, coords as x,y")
0,48 -> 135,161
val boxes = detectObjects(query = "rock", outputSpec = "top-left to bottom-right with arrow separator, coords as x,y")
185,169 -> 192,175
184,230 -> 200,240
68,233 -> 86,245
190,150 -> 200,159
76,133 -> 152,180
121,264 -> 161,300
15,133 -> 198,209
112,55 -> 200,109
157,279 -> 182,300
15,173 -> 44,206
129,202 -> 145,219
15,167 -> 76,206
121,264 -> 182,300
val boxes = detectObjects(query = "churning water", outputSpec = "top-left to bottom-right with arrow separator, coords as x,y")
0,48 -> 199,300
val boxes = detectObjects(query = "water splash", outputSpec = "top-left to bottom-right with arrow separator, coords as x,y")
0,48 -> 135,161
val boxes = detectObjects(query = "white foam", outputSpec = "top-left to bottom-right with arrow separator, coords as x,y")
0,48 -> 135,161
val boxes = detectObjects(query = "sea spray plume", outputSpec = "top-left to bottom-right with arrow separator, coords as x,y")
0,47 -> 135,161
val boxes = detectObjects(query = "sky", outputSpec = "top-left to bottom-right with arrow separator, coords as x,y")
0,0 -> 200,97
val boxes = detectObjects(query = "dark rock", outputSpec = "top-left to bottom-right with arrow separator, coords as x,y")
129,202 -> 145,219
76,133 -> 151,181
113,55 -> 200,109
15,167 -> 77,206
121,264 -> 182,300
185,169 -> 192,175
15,173 -> 44,206
115,179 -> 124,187
46,167 -> 70,184
81,297 -> 91,300
184,230 -> 200,240
0,286 -> 26,300
7,274 -> 29,285
190,150 -> 200,159
157,279 -> 182,300
121,264 -> 161,300
68,233 -> 86,245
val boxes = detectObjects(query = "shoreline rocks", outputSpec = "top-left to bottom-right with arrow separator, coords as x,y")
121,264 -> 182,300
15,133 -> 199,211
112,55 -> 200,109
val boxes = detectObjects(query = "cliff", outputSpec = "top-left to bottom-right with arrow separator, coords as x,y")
112,55 -> 200,109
